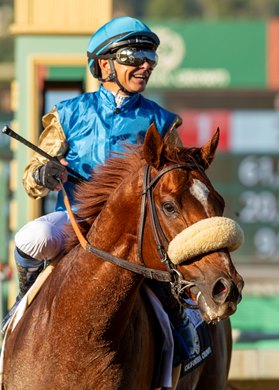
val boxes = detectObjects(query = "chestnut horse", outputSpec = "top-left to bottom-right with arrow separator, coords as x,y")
2,125 -> 243,389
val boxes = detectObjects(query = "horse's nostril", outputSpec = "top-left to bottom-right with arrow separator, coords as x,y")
212,278 -> 241,305
212,279 -> 228,302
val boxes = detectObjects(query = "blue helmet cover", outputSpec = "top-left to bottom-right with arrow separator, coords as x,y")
87,16 -> 160,78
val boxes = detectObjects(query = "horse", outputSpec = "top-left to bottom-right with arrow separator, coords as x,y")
2,124 -> 244,390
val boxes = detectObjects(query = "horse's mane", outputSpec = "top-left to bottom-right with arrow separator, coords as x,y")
65,142 -> 202,251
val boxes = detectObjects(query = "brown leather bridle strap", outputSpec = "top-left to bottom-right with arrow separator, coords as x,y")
138,163 -> 203,269
85,243 -> 173,281
137,165 -> 149,263
137,164 -> 189,265
61,184 -> 174,282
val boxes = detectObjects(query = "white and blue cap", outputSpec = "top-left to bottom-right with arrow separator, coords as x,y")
87,16 -> 160,79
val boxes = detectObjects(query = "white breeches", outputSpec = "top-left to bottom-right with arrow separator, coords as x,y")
15,211 -> 70,261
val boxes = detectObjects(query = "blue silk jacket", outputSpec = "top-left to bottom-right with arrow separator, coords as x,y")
54,85 -> 179,211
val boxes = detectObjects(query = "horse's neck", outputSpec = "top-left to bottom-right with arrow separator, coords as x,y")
66,196 -> 144,335
66,231 -> 142,336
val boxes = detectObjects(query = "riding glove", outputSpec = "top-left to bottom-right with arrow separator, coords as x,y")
33,160 -> 66,190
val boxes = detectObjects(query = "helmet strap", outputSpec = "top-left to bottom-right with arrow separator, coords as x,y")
100,59 -> 135,96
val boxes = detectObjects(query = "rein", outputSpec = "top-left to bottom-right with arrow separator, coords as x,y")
61,162 -> 202,306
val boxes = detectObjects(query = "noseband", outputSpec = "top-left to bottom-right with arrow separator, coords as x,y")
63,162 -> 203,308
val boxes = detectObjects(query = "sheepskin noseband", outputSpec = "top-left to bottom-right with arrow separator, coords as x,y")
167,216 -> 244,265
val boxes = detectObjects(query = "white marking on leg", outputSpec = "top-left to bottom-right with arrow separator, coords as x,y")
190,179 -> 210,216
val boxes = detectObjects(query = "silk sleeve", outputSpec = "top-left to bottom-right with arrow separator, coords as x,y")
22,107 -> 68,199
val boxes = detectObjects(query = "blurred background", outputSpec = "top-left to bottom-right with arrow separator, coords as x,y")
1,1 -> 279,389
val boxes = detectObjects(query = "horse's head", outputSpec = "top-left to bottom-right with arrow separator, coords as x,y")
141,124 -> 244,323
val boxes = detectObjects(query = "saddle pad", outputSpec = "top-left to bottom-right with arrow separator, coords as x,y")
143,286 -> 213,387
180,303 -> 213,376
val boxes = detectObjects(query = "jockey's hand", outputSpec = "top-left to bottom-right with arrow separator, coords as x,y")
33,160 -> 68,191
55,157 -> 69,190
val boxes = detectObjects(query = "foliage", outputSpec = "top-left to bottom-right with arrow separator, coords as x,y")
0,2 -> 14,62
113,0 -> 279,19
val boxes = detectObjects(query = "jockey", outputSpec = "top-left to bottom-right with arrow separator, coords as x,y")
4,16 -> 197,366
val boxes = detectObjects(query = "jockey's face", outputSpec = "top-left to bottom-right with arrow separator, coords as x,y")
99,58 -> 154,95
114,60 -> 153,94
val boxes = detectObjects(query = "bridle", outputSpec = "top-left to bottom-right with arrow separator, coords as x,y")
138,163 -> 202,308
62,162 -> 203,308
138,164 -> 190,267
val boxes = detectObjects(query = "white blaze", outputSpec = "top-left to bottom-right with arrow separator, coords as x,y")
190,179 -> 210,215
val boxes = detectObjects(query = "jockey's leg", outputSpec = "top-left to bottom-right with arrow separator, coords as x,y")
14,210 -> 70,290
2,211 -> 69,332
15,211 -> 70,260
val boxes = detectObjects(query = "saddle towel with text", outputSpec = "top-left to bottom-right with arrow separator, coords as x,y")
143,286 -> 213,387
180,302 -> 213,376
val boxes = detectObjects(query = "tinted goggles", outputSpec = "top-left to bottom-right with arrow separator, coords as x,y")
114,47 -> 158,69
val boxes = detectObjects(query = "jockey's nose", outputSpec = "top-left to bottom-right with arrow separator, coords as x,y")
141,60 -> 152,70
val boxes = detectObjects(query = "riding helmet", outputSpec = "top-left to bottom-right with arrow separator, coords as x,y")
87,16 -> 160,79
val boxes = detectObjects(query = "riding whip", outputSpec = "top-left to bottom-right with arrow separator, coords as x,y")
2,125 -> 88,183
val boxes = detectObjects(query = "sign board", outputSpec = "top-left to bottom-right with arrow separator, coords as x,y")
148,20 -> 266,89
178,110 -> 279,265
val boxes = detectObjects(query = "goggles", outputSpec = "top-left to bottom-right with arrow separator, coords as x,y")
114,47 -> 158,69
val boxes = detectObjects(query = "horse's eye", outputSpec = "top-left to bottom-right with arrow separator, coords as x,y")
162,202 -> 177,215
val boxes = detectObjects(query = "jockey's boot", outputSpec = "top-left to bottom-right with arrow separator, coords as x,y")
1,247 -> 45,333
147,281 -> 199,367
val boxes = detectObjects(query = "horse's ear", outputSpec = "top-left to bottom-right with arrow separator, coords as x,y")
143,123 -> 164,169
200,128 -> 220,169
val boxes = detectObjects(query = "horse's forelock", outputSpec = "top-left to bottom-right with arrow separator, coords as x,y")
165,143 -> 203,168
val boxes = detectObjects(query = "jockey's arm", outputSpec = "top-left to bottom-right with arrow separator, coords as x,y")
22,108 -> 68,199
22,113 -> 183,200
